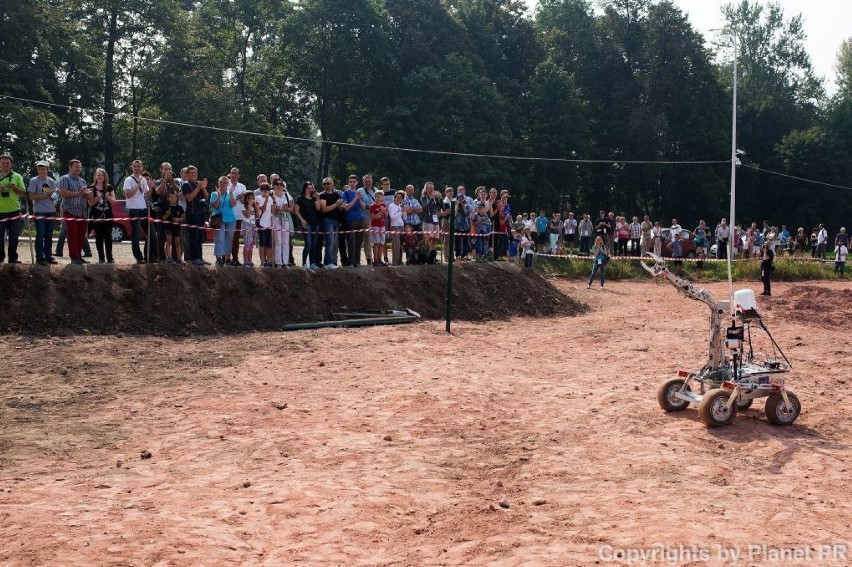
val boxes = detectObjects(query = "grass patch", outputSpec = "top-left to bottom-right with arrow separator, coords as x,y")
535,255 -> 844,282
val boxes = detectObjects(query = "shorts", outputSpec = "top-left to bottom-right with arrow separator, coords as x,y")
536,232 -> 547,245
257,226 -> 272,248
166,224 -> 182,238
563,233 -> 575,243
421,222 -> 438,236
370,226 -> 386,244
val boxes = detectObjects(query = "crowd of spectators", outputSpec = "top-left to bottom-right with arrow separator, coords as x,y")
0,153 -> 848,272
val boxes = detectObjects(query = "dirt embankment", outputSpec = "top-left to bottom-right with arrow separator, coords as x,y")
0,262 -> 585,335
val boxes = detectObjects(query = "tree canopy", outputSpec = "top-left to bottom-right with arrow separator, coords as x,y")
1,0 -> 849,230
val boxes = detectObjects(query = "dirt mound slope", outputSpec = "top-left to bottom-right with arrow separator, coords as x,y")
767,284 -> 851,327
0,262 -> 584,335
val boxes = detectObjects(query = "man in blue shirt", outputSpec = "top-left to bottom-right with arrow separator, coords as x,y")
341,174 -> 364,267
534,210 -> 549,251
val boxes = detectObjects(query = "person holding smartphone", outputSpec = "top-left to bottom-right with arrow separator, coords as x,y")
0,154 -> 27,264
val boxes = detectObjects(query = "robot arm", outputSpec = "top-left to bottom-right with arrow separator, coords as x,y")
640,253 -> 722,310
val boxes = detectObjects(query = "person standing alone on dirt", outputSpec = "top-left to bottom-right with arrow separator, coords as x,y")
588,235 -> 609,288
760,243 -> 774,296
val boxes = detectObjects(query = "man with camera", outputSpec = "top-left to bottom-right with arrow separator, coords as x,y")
27,160 -> 59,265
0,154 -> 27,264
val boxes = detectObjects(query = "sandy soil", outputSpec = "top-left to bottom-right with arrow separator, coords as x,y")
1,280 -> 850,566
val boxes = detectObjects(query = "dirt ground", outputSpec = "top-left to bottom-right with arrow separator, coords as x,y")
1,279 -> 851,566
0,262 -> 583,335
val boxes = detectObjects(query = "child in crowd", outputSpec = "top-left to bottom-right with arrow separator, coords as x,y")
403,224 -> 419,265
162,190 -> 185,264
695,244 -> 705,277
835,242 -> 848,275
256,182 -> 274,268
370,190 -> 387,266
241,192 -> 259,268
521,227 -> 534,268
508,229 -> 520,262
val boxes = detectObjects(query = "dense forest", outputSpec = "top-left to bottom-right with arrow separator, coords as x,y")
2,0 -> 852,229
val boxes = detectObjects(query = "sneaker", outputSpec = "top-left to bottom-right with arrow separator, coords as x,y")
216,260 -> 224,267
325,264 -> 339,270
47,258 -> 59,264
81,258 -> 90,264
136,259 -> 146,264
231,260 -> 242,267
107,259 -> 115,264
36,259 -> 48,266
244,262 -> 254,268
166,259 -> 177,265
193,259 -> 206,266
310,263 -> 321,269
83,253 -> 93,258
302,263 -> 310,270
71,259 -> 85,265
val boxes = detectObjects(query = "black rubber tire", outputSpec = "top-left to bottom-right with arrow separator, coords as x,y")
657,378 -> 691,412
765,391 -> 801,425
698,388 -> 738,427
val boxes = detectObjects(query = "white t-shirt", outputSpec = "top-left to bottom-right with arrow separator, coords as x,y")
669,224 -> 682,241
388,202 -> 405,227
123,175 -> 149,210
273,193 -> 292,224
836,244 -> 848,262
563,218 -> 577,235
229,181 -> 247,221
818,228 -> 828,245
256,194 -> 273,228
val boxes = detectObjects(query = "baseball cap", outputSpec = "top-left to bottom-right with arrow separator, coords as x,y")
36,160 -> 50,167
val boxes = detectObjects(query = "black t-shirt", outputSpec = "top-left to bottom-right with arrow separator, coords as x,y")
596,217 -> 612,236
297,195 -> 320,225
90,185 -> 114,219
181,181 -> 207,217
165,204 -> 185,222
320,190 -> 343,223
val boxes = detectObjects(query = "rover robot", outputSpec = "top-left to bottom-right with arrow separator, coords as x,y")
641,253 -> 801,427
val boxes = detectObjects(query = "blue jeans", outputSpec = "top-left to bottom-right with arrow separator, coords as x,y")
302,224 -> 321,266
322,218 -> 339,265
0,210 -> 22,262
215,221 -> 236,258
34,213 -> 55,261
475,229 -> 488,256
589,259 -> 607,286
128,208 -> 147,261
186,213 -> 206,262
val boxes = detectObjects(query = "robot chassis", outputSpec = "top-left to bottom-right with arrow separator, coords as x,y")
640,253 -> 801,427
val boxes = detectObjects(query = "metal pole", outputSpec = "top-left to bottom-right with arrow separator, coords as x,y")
728,31 -> 738,319
446,201 -> 455,334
